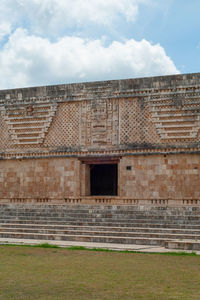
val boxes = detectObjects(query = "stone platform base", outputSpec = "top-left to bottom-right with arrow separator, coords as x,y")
0,203 -> 200,251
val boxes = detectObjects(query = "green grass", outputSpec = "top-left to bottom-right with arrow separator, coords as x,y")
0,245 -> 200,300
1,242 -> 198,256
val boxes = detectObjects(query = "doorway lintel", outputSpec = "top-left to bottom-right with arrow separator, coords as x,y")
79,156 -> 121,165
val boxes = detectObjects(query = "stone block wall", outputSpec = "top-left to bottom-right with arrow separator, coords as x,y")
119,154 -> 200,200
0,158 -> 80,199
0,154 -> 199,202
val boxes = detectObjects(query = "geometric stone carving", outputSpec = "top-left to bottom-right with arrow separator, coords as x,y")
150,92 -> 200,140
43,102 -> 80,148
1,102 -> 58,145
81,99 -> 119,148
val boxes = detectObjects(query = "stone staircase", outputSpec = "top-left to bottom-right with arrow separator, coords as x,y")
0,204 -> 200,250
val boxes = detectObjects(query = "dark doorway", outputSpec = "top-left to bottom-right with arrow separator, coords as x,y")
90,164 -> 118,196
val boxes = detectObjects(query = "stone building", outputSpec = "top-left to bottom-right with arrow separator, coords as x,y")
0,72 -> 200,206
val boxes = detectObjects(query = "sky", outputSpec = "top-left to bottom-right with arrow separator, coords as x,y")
0,0 -> 199,89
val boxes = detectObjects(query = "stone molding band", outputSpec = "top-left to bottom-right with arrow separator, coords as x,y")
0,197 -> 199,206
0,147 -> 200,160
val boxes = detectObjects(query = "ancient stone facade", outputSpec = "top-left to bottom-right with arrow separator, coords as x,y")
0,73 -> 200,205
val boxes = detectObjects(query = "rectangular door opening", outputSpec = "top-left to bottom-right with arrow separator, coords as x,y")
90,164 -> 118,196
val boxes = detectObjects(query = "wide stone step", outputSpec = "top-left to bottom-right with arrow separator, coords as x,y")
0,214 -> 200,221
1,207 -> 200,214
0,231 -> 176,246
2,223 -> 200,235
1,210 -> 200,218
0,215 -> 200,225
0,227 -> 199,240
0,218 -> 200,229
1,205 -> 200,214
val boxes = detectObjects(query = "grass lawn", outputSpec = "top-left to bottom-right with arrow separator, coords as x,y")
0,245 -> 200,300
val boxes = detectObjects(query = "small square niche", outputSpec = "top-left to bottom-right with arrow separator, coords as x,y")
126,166 -> 132,171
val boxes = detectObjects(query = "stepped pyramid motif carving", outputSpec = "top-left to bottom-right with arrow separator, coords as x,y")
150,89 -> 200,141
1,101 -> 58,145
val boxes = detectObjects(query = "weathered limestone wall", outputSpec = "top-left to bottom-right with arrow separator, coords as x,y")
0,158 -> 80,199
0,154 -> 199,202
119,154 -> 200,200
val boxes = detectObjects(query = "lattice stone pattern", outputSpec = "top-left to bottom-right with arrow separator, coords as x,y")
0,94 -> 200,153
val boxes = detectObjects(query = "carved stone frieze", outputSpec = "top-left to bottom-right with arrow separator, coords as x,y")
1,101 -> 58,145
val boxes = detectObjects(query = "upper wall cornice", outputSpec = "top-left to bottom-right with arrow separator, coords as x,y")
0,72 -> 200,105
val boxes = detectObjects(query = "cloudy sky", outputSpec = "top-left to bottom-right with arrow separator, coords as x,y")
0,0 -> 199,89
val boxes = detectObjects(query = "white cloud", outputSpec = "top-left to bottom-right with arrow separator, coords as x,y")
0,22 -> 11,41
0,28 -> 179,89
0,0 -> 148,37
